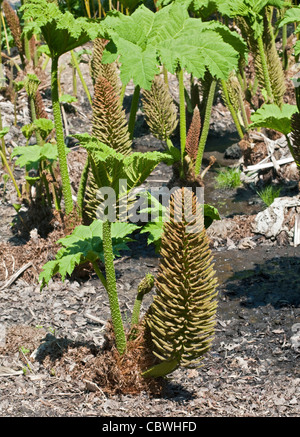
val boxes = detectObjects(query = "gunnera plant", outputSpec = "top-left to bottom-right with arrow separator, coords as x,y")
78,75 -> 133,219
142,75 -> 178,146
143,188 -> 218,378
185,105 -> 201,161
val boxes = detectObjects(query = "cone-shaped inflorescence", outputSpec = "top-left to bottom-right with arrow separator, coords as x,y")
142,75 -> 178,143
222,73 -> 241,114
131,273 -> 155,329
145,188 -> 218,376
34,89 -> 48,120
2,0 -> 24,60
237,15 -> 285,107
263,10 -> 286,107
92,76 -> 132,156
185,105 -> 201,161
85,76 -> 132,219
91,38 -> 120,94
290,112 -> 300,167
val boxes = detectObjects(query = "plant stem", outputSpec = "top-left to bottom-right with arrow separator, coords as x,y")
286,134 -> 295,160
42,55 -> 50,71
194,78 -> 217,175
178,68 -> 186,167
92,260 -> 107,290
77,156 -> 89,217
72,66 -> 77,98
51,56 -> 73,215
70,50 -> 92,106
238,91 -> 249,131
0,111 -> 5,160
0,8 -> 5,88
128,84 -> 140,141
0,150 -> 21,198
0,11 -> 10,56
130,294 -> 143,328
21,0 -> 31,63
221,79 -> 244,140
29,97 -> 43,146
102,220 -> 127,355
257,34 -> 274,103
163,65 -> 168,86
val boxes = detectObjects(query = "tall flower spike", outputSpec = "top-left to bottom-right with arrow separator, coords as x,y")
92,76 -> 132,156
34,89 -> 48,120
263,10 -> 286,107
290,112 -> 300,167
85,76 -> 132,219
142,75 -> 178,143
144,188 -> 218,377
185,105 -> 201,161
91,38 -> 120,95
2,0 -> 24,59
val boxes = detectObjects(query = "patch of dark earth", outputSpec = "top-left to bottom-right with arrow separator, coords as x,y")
0,232 -> 299,416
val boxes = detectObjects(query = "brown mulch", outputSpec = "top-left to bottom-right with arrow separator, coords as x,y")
0,207 -> 82,283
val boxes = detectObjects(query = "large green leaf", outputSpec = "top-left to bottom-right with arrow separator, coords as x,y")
102,3 -> 245,88
102,7 -> 159,89
249,103 -> 298,135
11,142 -> 68,170
21,0 -> 103,59
39,220 -> 139,289
278,5 -> 300,28
217,0 -> 285,38
75,133 -> 175,200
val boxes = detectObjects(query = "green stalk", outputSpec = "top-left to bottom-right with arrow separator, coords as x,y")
102,220 -> 127,355
42,55 -> 50,71
76,156 -> 89,217
221,79 -> 244,140
0,112 -> 5,160
194,78 -> 217,175
70,50 -> 92,106
41,171 -> 52,207
51,56 -> 73,215
178,68 -> 186,167
49,166 -> 61,211
163,64 -> 168,86
257,34 -> 274,102
130,273 -> 154,329
92,260 -> 107,290
0,9 -> 5,88
286,134 -> 295,161
29,97 -> 43,146
128,84 -> 140,141
21,0 -> 31,63
238,91 -> 249,131
1,11 -> 10,56
0,150 -> 21,198
72,66 -> 77,98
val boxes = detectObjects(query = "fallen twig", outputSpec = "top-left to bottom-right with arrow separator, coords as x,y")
0,261 -> 32,291
85,312 -> 107,325
244,157 -> 294,172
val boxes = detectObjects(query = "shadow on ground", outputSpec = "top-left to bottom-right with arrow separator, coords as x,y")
223,255 -> 300,309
